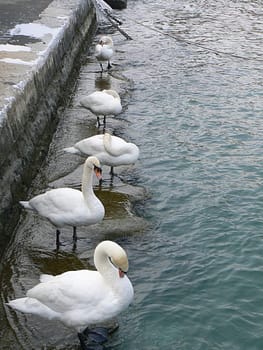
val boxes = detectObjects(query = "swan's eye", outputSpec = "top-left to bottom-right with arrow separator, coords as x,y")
109,256 -> 116,268
94,165 -> 102,174
109,257 -> 120,270
109,257 -> 126,277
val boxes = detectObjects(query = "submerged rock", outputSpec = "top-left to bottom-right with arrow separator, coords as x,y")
104,0 -> 127,10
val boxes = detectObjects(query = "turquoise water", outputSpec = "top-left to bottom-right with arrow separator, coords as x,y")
2,0 -> 263,349
114,1 -> 263,349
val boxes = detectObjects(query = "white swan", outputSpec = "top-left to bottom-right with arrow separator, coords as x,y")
79,89 -> 122,127
7,240 -> 134,348
19,156 -> 105,247
95,35 -> 114,72
64,133 -> 140,175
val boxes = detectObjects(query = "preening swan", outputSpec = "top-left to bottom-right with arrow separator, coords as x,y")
19,156 -> 105,248
95,35 -> 114,72
7,240 -> 134,349
79,89 -> 122,128
64,133 -> 140,175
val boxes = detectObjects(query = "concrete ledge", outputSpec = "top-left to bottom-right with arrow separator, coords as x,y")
0,0 -> 97,240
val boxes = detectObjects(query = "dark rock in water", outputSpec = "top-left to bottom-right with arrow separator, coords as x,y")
104,0 -> 127,10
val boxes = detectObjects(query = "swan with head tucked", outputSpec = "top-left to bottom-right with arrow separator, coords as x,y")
79,89 -> 122,128
7,240 -> 134,349
19,156 -> 105,248
64,133 -> 140,175
95,35 -> 114,72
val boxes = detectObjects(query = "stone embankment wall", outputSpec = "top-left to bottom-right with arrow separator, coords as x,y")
0,0 -> 97,251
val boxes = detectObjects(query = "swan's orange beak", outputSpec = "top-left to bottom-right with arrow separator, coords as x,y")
94,166 -> 102,180
119,268 -> 125,278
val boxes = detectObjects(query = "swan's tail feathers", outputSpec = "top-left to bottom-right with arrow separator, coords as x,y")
76,99 -> 85,108
19,201 -> 33,210
63,147 -> 81,155
40,274 -> 54,283
7,297 -> 58,320
79,98 -> 89,109
7,298 -> 32,314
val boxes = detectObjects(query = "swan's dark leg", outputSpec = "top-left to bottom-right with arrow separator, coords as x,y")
108,322 -> 119,334
73,226 -> 77,242
107,61 -> 112,70
78,332 -> 87,349
97,116 -> 101,128
109,166 -> 114,186
100,62 -> 104,72
103,115 -> 106,127
73,226 -> 77,250
56,229 -> 61,249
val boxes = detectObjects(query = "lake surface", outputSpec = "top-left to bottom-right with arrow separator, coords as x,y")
1,0 -> 263,349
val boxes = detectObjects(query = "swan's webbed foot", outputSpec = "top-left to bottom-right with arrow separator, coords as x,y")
78,327 -> 109,350
78,332 -> 104,349
84,327 -> 109,343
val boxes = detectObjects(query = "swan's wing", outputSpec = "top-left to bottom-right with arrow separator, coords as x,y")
28,189 -> 87,227
79,94 -> 101,109
75,135 -> 104,155
95,43 -> 102,56
80,92 -> 113,110
82,91 -> 110,105
29,189 -> 83,214
27,270 -> 109,313
96,46 -> 114,61
63,146 -> 82,155
103,133 -> 130,157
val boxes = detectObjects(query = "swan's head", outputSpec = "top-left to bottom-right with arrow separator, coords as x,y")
85,156 -> 102,180
99,36 -> 113,47
110,249 -> 129,277
95,240 -> 129,278
103,89 -> 120,100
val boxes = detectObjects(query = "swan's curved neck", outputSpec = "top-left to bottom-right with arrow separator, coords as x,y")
94,246 -> 117,282
81,164 -> 94,200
